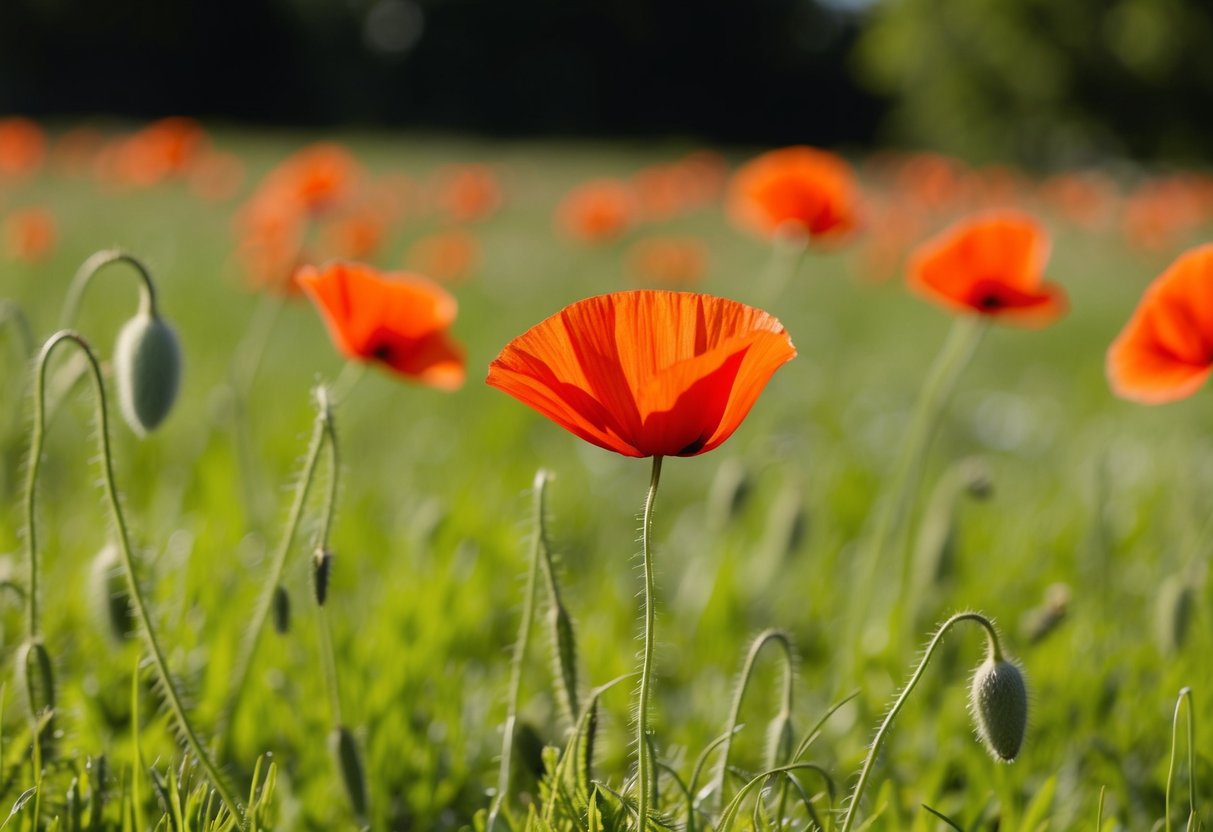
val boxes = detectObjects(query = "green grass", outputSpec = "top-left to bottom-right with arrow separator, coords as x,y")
0,129 -> 1210,830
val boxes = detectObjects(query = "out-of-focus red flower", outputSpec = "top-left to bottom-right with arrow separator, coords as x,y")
0,117 -> 46,178
1108,244 -> 1213,404
320,207 -> 386,261
894,152 -> 969,213
907,211 -> 1066,326
626,237 -> 707,287
434,164 -> 502,223
727,146 -> 859,244
1122,176 -> 1206,252
188,151 -> 246,202
106,117 -> 208,187
556,179 -> 635,243
1038,171 -> 1117,230
406,230 -> 479,283
297,261 -> 466,390
3,207 -> 56,262
259,143 -> 362,216
487,291 -> 796,458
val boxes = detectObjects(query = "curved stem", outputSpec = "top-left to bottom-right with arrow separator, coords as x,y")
487,469 -> 550,832
1165,686 -> 1196,832
839,611 -> 1002,832
60,250 -> 159,327
711,628 -> 795,809
844,316 -> 987,670
312,386 -> 344,726
223,386 -> 333,737
31,331 -> 244,825
636,455 -> 664,831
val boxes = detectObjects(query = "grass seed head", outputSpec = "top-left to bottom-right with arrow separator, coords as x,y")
272,584 -> 291,634
329,725 -> 368,819
313,548 -> 333,606
113,311 -> 181,436
969,654 -> 1028,762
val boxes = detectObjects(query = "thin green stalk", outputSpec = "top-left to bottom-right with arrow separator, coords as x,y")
636,455 -> 664,831
222,386 -> 332,740
31,331 -> 244,825
1165,686 -> 1196,832
312,385 -> 343,726
844,316 -> 987,670
487,469 -> 551,832
711,629 -> 795,810
0,300 -> 33,359
59,249 -> 159,327
839,611 -> 1003,832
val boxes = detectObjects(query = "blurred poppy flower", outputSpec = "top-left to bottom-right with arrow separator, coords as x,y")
556,179 -> 635,243
320,207 -> 386,261
188,151 -> 246,202
434,164 -> 502,223
261,143 -> 362,215
486,291 -> 795,458
626,237 -> 707,287
1107,244 -> 1213,404
297,261 -> 465,390
0,117 -> 45,178
3,207 -> 56,262
406,229 -> 479,282
727,146 -> 859,244
907,211 -> 1066,325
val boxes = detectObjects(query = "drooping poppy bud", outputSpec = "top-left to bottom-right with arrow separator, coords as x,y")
113,310 -> 182,436
969,653 -> 1028,762
89,543 -> 132,642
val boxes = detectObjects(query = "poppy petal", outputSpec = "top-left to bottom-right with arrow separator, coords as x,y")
1108,244 -> 1213,403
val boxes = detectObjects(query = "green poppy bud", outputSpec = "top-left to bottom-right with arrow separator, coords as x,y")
89,543 -> 132,642
969,655 -> 1028,762
16,638 -> 55,721
113,312 -> 181,436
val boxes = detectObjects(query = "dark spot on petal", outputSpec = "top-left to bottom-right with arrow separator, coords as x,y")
978,293 -> 1004,310
372,343 -> 394,362
678,434 -> 708,456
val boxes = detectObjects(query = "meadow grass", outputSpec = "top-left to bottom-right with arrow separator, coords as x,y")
0,130 -> 1209,829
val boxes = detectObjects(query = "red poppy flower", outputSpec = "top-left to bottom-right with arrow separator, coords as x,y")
297,261 -> 466,390
626,236 -> 708,287
727,146 -> 859,243
556,179 -> 635,243
907,212 -> 1066,325
1107,244 -> 1213,404
486,291 -> 795,458
0,117 -> 46,178
3,207 -> 56,262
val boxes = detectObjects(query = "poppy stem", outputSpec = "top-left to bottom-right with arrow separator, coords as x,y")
222,385 -> 334,745
845,315 -> 987,672
487,469 -> 551,832
59,249 -> 160,326
761,230 -> 808,303
27,331 -> 245,826
636,454 -> 664,830
839,612 -> 1002,832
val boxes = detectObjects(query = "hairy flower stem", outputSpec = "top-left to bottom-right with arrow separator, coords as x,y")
223,386 -> 334,742
845,316 -> 986,672
840,611 -> 1003,832
59,249 -> 160,327
487,469 -> 551,832
27,331 -> 244,825
711,629 -> 795,810
636,455 -> 664,831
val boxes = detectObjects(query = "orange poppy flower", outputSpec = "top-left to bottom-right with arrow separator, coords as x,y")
907,212 -> 1066,325
486,291 -> 795,458
1107,245 -> 1213,404
626,236 -> 707,287
297,261 -> 465,390
406,229 -> 479,282
434,164 -> 502,223
3,207 -> 56,262
262,143 -> 362,215
556,179 -> 635,243
727,146 -> 859,244
0,117 -> 46,178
